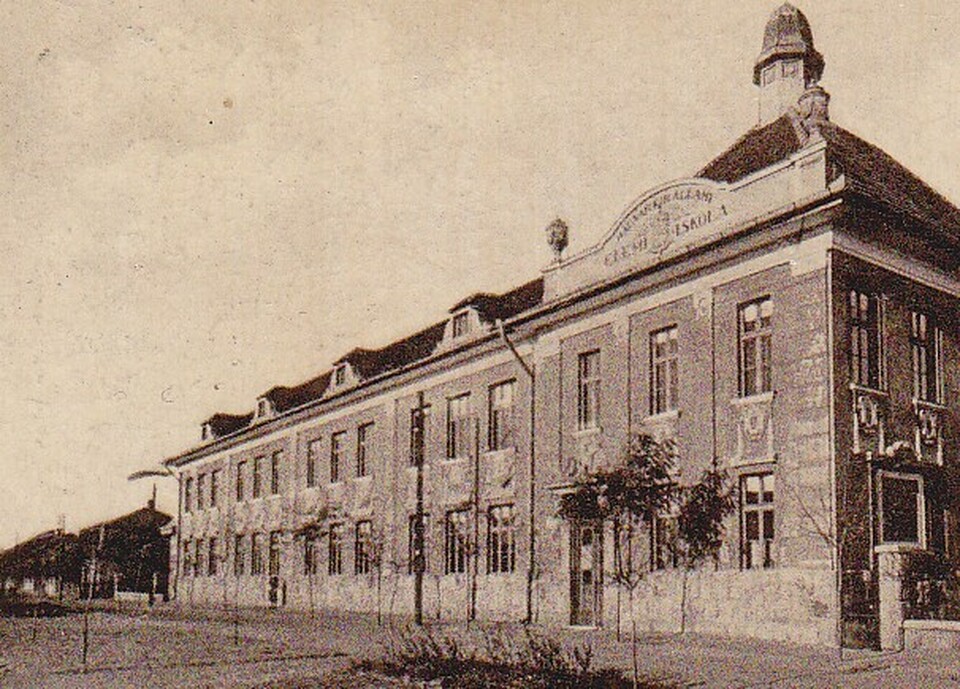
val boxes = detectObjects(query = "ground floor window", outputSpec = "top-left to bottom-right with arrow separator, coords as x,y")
268,531 -> 281,577
487,504 -> 516,574
652,515 -> 680,570
408,513 -> 429,574
182,539 -> 192,577
208,538 -> 218,576
303,536 -> 317,575
741,473 -> 774,570
234,535 -> 246,576
878,471 -> 924,547
328,524 -> 343,575
444,510 -> 470,575
355,521 -> 373,575
251,533 -> 264,575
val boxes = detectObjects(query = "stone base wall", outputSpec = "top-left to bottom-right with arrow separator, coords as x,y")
903,620 -> 960,650
624,567 -> 836,646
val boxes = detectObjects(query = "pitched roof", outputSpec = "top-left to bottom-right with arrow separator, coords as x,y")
204,412 -> 255,437
698,115 -> 960,241
450,278 -> 545,322
262,371 -> 333,414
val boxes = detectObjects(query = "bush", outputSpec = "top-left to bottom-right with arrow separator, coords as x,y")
369,624 -> 673,688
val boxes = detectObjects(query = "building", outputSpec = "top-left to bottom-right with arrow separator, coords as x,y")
160,5 -> 960,647
0,529 -> 78,599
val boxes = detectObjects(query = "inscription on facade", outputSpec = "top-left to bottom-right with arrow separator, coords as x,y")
603,183 -> 730,269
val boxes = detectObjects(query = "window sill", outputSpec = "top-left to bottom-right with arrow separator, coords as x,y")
874,543 -> 923,554
731,391 -> 774,406
482,447 -> 516,461
644,409 -> 680,424
849,383 -> 887,397
353,475 -> 372,483
913,398 -> 947,411
571,426 -> 602,439
442,456 -> 469,464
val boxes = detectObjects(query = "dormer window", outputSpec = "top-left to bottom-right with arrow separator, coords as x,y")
201,423 -> 212,442
452,311 -> 472,339
334,364 -> 347,387
255,397 -> 273,420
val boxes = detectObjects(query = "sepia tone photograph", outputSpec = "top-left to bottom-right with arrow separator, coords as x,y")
2,1 -> 959,687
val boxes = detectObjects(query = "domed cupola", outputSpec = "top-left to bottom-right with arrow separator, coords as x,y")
754,4 -> 825,125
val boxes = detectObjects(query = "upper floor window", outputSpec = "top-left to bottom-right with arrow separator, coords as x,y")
577,350 -> 600,430
444,509 -> 470,575
452,311 -> 471,339
235,461 -> 246,502
252,456 -> 263,499
184,477 -> 194,514
741,473 -> 775,570
488,380 -> 516,451
270,451 -> 281,495
197,474 -> 206,511
306,438 -> 320,487
355,521 -> 373,575
739,298 -> 773,397
650,326 -> 679,415
486,504 -> 516,574
446,394 -> 472,460
849,290 -> 883,390
356,423 -> 372,478
911,311 -> 942,404
210,469 -> 220,508
409,404 -> 431,466
330,431 -> 345,483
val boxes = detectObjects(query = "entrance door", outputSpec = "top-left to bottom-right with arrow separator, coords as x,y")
570,522 -> 602,626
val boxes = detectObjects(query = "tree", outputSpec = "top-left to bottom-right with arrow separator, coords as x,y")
558,434 -> 679,689
675,467 -> 736,633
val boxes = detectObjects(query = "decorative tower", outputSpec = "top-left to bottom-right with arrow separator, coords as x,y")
754,4 -> 825,126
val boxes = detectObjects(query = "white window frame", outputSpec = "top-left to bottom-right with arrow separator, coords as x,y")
877,470 -> 925,549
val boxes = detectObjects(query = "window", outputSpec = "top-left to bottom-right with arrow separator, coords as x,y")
328,524 -> 343,575
251,533 -> 264,575
577,350 -> 601,430
652,515 -> 680,570
270,451 -> 281,495
234,534 -> 246,576
268,531 -> 281,577
849,290 -> 883,389
210,470 -> 220,508
184,477 -> 194,514
357,423 -> 372,478
197,474 -> 206,510
911,311 -> 942,403
741,474 -> 775,569
409,404 -> 431,466
739,298 -> 773,397
253,456 -> 263,498
182,539 -> 192,576
879,473 -> 924,546
762,63 -> 777,86
446,394 -> 471,460
452,311 -> 471,338
208,538 -> 218,576
303,536 -> 317,575
306,438 -> 320,487
408,513 -> 429,574
444,510 -> 470,575
236,461 -> 246,502
334,364 -> 347,387
331,431 -> 345,483
488,381 -> 516,451
256,398 -> 268,417
650,326 -> 679,415
355,521 -> 373,575
487,505 -> 516,574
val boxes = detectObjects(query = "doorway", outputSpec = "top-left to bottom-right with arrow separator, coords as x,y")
570,521 -> 602,626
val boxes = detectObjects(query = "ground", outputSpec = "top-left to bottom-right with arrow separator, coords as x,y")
0,603 -> 958,688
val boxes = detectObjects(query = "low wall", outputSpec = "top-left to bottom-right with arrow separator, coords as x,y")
903,619 -> 960,650
627,567 -> 836,646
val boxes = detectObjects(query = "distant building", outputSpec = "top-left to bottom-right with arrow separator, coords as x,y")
160,5 -> 960,648
0,500 -> 171,602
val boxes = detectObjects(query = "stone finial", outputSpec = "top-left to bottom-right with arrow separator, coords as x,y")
546,218 -> 569,263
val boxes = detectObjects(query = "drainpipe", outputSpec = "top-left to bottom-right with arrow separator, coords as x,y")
496,318 -> 536,624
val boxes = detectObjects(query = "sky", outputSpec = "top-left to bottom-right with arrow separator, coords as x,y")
0,1 -> 957,549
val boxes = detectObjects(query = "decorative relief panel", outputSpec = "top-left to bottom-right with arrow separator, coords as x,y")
559,430 -> 609,480
731,393 -> 774,466
914,400 -> 944,465
482,448 -> 516,499
641,411 -> 679,445
350,477 -> 373,516
851,387 -> 886,457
